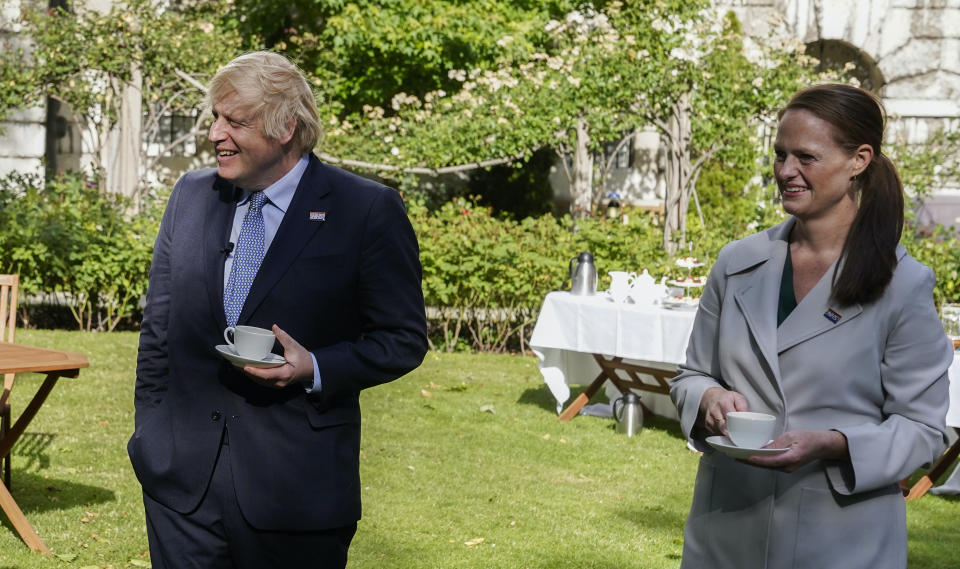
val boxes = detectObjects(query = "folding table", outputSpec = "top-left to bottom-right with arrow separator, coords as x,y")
528,291 -> 697,421
0,342 -> 88,553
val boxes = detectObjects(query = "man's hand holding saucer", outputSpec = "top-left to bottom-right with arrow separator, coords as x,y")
243,324 -> 314,388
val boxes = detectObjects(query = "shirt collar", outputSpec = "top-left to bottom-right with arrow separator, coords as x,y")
238,154 -> 309,214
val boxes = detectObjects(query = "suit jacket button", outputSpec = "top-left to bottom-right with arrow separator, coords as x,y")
211,411 -> 222,421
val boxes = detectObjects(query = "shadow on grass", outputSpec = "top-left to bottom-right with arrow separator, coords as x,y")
640,414 -> 686,440
0,469 -> 115,522
516,385 -> 689,441
516,384 -> 562,413
614,503 -> 687,531
10,432 -> 57,471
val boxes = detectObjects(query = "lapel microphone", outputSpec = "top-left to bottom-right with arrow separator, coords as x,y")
220,242 -> 235,255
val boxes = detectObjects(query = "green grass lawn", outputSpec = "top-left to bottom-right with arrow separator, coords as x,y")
2,329 -> 958,568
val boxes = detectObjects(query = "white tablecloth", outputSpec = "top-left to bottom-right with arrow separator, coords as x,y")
931,351 -> 960,494
530,291 -> 960,427
528,291 -> 697,418
945,351 -> 960,429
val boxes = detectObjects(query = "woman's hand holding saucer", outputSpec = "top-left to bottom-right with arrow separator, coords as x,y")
744,429 -> 849,472
242,324 -> 314,389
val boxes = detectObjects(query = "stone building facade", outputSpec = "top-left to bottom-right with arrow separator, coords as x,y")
552,0 -> 960,225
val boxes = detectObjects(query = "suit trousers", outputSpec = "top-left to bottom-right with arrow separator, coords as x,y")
142,429 -> 356,569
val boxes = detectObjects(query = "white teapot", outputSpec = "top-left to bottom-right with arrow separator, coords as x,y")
630,269 -> 668,305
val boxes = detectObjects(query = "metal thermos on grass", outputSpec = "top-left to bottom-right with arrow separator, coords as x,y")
613,392 -> 643,436
569,251 -> 597,295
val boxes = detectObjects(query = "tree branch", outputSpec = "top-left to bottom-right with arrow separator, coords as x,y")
174,68 -> 209,93
315,150 -> 533,175
555,144 -> 573,187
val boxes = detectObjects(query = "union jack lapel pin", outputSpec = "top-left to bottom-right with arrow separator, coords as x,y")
309,211 -> 326,221
823,308 -> 842,324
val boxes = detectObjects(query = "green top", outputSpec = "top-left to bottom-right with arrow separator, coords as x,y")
778,245 -> 797,327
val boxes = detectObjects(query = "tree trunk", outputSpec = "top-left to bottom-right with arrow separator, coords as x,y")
103,62 -> 142,200
662,93 -> 693,254
570,116 -> 594,219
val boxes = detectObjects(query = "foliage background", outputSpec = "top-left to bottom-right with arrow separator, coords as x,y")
0,171 -> 161,331
0,0 -> 956,345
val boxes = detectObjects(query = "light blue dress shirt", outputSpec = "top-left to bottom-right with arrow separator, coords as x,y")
223,154 -> 322,392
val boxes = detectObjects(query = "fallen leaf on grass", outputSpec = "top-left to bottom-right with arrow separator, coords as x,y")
420,389 -> 433,398
479,404 -> 495,414
54,553 -> 77,562
541,433 -> 551,440
129,560 -> 152,568
464,537 -> 485,547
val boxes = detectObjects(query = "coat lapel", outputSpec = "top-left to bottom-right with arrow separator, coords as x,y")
776,260 -> 862,353
728,220 -> 793,386
774,244 -> 910,353
204,176 -> 241,330
237,155 -> 331,324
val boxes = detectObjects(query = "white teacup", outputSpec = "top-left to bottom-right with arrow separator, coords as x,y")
726,411 -> 776,449
223,325 -> 275,360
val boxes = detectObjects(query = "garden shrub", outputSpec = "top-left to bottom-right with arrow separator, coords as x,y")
0,171 -> 160,331
0,169 -> 955,347
413,186 -> 960,353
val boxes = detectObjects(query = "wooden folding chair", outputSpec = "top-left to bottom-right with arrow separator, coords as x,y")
0,274 -> 19,489
905,427 -> 960,501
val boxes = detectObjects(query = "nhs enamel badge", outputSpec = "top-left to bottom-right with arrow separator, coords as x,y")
309,211 -> 326,221
823,308 -> 842,324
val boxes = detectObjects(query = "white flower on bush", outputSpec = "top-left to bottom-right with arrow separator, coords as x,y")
566,10 -> 585,26
391,92 -> 421,111
390,146 -> 400,156
566,76 -> 582,88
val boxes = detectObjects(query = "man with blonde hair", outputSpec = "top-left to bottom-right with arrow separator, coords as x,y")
129,51 -> 427,568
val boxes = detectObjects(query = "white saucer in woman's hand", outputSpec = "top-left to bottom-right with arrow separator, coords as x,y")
706,435 -> 789,459
216,345 -> 286,368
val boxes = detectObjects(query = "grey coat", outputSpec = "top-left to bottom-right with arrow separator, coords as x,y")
670,218 -> 953,569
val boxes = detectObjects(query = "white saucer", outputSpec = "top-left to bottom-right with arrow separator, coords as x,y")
662,298 -> 699,311
215,345 -> 286,368
706,436 -> 789,459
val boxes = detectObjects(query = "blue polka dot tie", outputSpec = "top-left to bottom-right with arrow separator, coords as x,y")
224,191 -> 267,327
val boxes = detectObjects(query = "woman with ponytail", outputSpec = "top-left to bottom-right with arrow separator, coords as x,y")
670,84 -> 953,568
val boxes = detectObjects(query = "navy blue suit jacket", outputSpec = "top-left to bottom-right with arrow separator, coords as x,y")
128,154 -> 428,531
